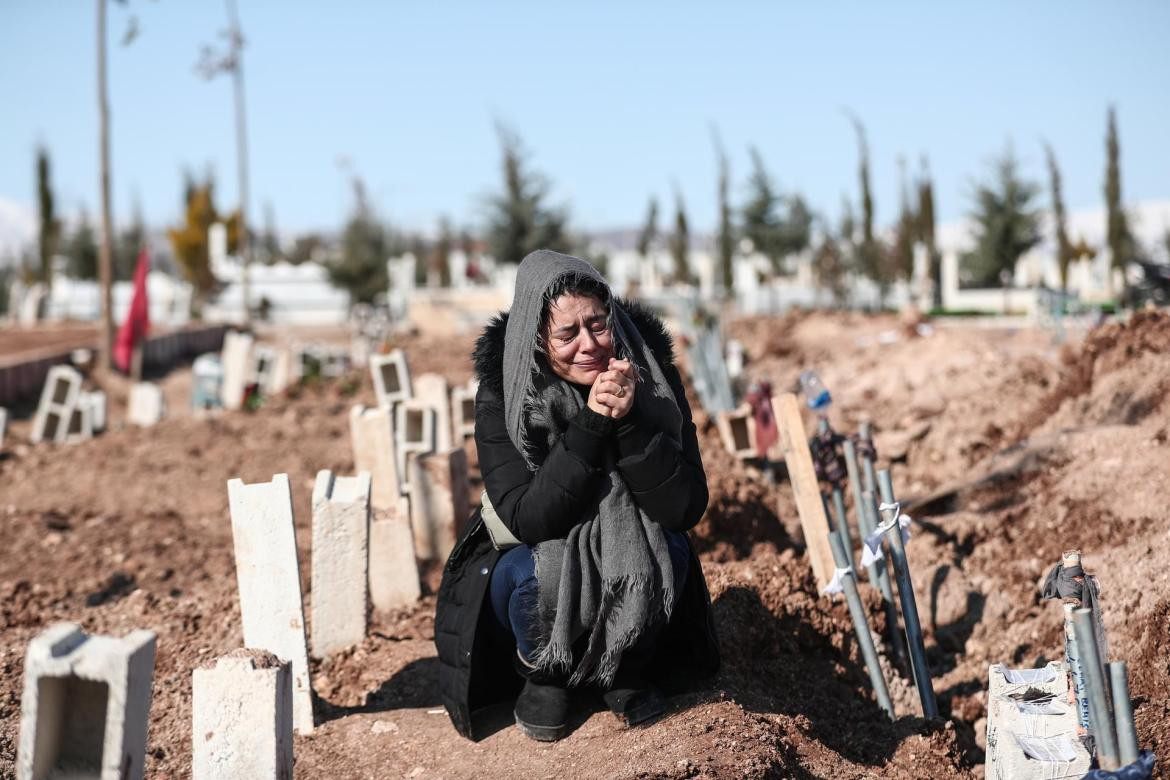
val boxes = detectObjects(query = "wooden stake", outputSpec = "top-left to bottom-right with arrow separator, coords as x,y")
773,393 -> 835,591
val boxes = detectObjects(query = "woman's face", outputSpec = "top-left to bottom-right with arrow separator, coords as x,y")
542,293 -> 614,385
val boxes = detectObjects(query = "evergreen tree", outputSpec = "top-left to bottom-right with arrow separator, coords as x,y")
326,177 -> 400,303
915,157 -> 940,307
65,211 -> 100,280
36,146 -> 60,287
741,147 -> 812,275
811,212 -> 850,306
847,115 -> 892,297
669,190 -> 691,284
168,173 -> 240,299
1043,143 -> 1076,293
484,124 -> 570,263
1104,105 -> 1136,296
890,157 -> 916,281
636,197 -> 658,258
713,131 -> 734,294
432,216 -> 453,287
961,145 -> 1042,287
115,201 -> 145,281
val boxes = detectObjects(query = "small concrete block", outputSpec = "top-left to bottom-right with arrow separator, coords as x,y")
81,390 -> 107,434
191,353 -> 224,411
370,350 -> 412,408
715,405 -> 756,459
267,349 -> 293,395
349,404 -> 401,511
127,383 -> 166,428
450,383 -> 477,442
395,401 -> 436,495
311,470 -> 372,658
226,474 -> 314,734
64,401 -> 94,444
251,346 -> 276,389
414,373 -> 453,451
408,447 -> 470,561
17,622 -> 157,780
369,500 -> 421,612
220,331 -> 254,411
31,365 -> 84,444
191,650 -> 293,780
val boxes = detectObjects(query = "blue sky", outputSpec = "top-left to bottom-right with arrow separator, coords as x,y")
2,0 -> 1168,244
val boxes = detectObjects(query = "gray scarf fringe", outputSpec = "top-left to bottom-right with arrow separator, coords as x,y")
501,249 -> 683,686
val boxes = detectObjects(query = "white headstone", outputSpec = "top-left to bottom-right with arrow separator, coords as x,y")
450,383 -> 477,443
414,373 -> 452,451
220,331 -> 254,411
127,383 -> 165,428
369,350 -> 412,408
349,405 -> 401,510
369,497 -> 420,612
310,470 -> 371,658
226,474 -> 314,734
395,401 -> 436,496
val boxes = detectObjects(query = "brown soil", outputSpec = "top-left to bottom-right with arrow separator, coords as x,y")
1,311 -> 1168,778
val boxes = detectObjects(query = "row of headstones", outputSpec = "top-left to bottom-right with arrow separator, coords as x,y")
14,470 -> 371,780
13,349 -> 481,779
205,331 -> 350,412
26,365 -> 165,446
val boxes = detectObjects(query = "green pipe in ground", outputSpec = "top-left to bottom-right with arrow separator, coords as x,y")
1073,608 -> 1119,770
1109,660 -> 1139,766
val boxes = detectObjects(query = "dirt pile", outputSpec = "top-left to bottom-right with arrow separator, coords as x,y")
1,312 -> 1167,777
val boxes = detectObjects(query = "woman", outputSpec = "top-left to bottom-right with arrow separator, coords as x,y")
435,250 -> 719,742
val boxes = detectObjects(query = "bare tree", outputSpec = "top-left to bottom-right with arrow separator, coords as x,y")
198,0 -> 253,323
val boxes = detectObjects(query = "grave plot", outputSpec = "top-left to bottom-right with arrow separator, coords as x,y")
1,312 -> 1168,779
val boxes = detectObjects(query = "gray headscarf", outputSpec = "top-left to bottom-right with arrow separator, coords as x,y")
502,249 -> 683,686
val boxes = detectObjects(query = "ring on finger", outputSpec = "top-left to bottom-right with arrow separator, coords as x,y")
615,384 -> 625,398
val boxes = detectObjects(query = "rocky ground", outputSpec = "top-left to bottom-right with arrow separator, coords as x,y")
1,309 -> 1167,779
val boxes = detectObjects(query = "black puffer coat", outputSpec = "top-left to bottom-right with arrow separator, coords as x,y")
435,300 -> 721,740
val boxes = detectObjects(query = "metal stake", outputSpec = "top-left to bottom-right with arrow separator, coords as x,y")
1063,603 -> 1091,732
1072,608 -> 1119,770
828,529 -> 895,720
1109,661 -> 1139,766
861,488 -> 908,670
877,469 -> 938,719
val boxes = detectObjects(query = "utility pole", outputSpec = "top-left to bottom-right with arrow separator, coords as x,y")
96,0 -> 115,372
199,0 -> 252,325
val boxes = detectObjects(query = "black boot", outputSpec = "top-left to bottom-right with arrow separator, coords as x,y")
513,650 -> 570,742
601,641 -> 667,726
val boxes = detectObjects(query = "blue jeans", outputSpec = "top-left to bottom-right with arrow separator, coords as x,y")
488,529 -> 691,661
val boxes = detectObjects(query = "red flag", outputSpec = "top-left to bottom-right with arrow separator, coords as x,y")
114,247 -> 151,373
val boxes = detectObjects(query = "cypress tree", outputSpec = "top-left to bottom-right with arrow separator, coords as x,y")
1043,143 -> 1075,293
1104,105 -> 1135,298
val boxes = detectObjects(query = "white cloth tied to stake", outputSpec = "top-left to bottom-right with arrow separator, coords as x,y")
820,566 -> 854,596
860,501 -> 913,567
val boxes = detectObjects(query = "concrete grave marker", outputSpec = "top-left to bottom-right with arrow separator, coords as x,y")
715,405 -> 756,459
226,474 -> 314,734
220,331 -> 254,411
395,401 -> 436,496
192,650 -> 293,780
191,353 -> 224,411
349,404 -> 401,510
80,390 -> 107,434
370,350 -> 412,408
31,365 -> 84,444
450,382 -> 477,443
127,383 -> 166,428
267,349 -> 294,395
408,447 -> 470,561
311,470 -> 372,658
369,497 -> 421,612
251,346 -> 276,391
17,622 -> 157,780
64,401 -> 94,444
414,373 -> 453,451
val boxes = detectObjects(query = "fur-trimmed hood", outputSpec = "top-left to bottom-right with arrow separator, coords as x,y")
472,297 -> 675,394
